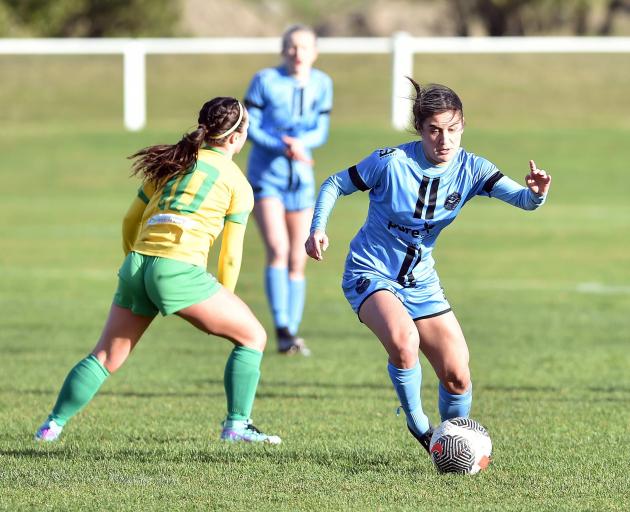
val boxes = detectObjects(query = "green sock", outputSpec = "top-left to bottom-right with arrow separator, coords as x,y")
49,354 -> 110,426
224,346 -> 263,421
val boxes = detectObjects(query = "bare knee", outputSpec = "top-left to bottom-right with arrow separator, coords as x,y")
288,264 -> 305,280
266,245 -> 289,267
92,349 -> 126,374
441,369 -> 471,395
388,331 -> 420,369
288,252 -> 307,279
237,321 -> 267,352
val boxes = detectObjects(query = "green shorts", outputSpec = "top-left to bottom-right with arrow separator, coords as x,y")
113,252 -> 221,316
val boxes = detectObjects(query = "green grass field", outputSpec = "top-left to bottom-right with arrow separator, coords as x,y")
1,52 -> 630,511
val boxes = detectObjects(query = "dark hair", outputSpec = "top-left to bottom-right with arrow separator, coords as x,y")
408,78 -> 463,134
129,97 -> 247,185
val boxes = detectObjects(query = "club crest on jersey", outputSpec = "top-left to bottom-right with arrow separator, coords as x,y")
444,192 -> 462,211
378,148 -> 396,158
355,277 -> 371,294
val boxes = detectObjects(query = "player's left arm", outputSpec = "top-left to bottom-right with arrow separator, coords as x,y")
218,176 -> 253,292
293,75 -> 333,151
297,110 -> 331,149
217,219 -> 247,292
481,160 -> 551,210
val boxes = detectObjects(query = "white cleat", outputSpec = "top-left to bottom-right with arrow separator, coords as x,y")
220,419 -> 281,445
34,419 -> 63,442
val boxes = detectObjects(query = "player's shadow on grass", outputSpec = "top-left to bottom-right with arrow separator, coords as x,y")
1,447 -> 413,474
2,385 -> 326,400
0,387 -> 225,399
208,378 -> 388,390
204,378 -> 390,400
484,384 -> 630,401
2,378 -> 419,401
483,384 -> 564,393
0,448 -> 66,459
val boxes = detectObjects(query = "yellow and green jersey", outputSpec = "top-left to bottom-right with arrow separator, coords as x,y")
127,147 -> 253,268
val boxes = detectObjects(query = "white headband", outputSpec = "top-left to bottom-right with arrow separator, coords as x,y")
208,101 -> 244,139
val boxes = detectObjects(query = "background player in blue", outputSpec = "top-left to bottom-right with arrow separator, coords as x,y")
244,24 -> 333,355
305,79 -> 552,453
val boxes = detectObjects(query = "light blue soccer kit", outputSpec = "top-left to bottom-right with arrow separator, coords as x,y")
244,65 -> 333,337
244,66 -> 333,211
311,141 -> 545,436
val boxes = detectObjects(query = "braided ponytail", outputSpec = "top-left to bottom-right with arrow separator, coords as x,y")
129,97 -> 246,185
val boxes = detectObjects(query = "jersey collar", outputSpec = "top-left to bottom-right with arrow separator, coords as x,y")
414,141 -> 460,177
201,146 -> 226,156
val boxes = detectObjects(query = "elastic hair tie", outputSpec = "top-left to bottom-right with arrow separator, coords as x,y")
208,101 -> 244,139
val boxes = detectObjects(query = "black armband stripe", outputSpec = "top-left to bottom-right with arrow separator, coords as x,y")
319,109 -> 332,115
244,99 -> 264,110
348,165 -> 369,191
483,171 -> 505,193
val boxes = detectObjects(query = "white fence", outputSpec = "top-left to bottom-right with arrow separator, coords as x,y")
1,36 -> 630,131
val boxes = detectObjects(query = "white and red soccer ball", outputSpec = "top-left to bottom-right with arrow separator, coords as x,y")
429,417 -> 492,474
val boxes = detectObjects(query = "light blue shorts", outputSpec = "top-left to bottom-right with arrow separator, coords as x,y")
250,176 -> 314,212
248,150 -> 315,212
342,269 -> 451,321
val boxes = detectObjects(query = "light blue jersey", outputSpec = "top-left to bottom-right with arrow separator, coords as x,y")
244,66 -> 333,210
311,141 -> 546,316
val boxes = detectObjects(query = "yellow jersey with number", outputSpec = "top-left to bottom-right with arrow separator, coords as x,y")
123,147 -> 253,268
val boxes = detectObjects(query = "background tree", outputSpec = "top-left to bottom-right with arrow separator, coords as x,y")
1,0 -> 178,37
599,0 -> 630,34
446,0 -> 629,36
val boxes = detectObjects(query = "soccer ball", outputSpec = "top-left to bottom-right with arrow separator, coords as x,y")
429,417 -> 492,474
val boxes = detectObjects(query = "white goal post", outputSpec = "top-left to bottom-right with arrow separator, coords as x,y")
1,35 -> 629,131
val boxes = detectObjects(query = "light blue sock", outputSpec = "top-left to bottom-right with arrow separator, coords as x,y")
438,382 -> 472,421
387,361 -> 430,436
265,266 -> 289,328
288,277 -> 305,335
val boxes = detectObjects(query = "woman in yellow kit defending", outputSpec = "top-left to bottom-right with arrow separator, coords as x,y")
35,97 -> 281,444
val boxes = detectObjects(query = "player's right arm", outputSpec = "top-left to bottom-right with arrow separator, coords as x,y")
121,182 -> 154,255
306,149 -> 387,261
244,72 -> 286,153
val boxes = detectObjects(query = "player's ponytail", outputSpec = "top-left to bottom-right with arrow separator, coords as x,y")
129,97 -> 247,185
407,77 -> 463,135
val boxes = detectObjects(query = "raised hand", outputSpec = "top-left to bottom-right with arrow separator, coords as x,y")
305,229 -> 329,261
525,159 -> 552,196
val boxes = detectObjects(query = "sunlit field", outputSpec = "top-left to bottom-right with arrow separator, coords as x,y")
1,52 -> 629,511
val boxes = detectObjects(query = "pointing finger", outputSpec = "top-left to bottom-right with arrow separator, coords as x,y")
529,160 -> 537,173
